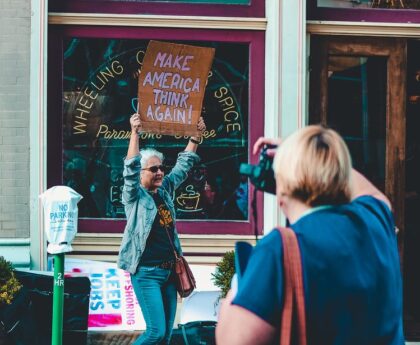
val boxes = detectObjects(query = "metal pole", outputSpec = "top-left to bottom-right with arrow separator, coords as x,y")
52,253 -> 65,345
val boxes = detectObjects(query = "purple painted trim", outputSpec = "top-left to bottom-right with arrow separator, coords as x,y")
308,3 -> 420,24
49,0 -> 264,18
48,26 -> 265,235
71,251 -> 232,257
58,25 -> 262,41
47,28 -> 64,188
79,214 -> 262,235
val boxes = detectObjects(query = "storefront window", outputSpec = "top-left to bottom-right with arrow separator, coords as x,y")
326,56 -> 387,190
317,0 -> 420,9
63,38 -> 249,222
48,0 -> 263,17
107,0 -> 250,3
317,0 -> 371,8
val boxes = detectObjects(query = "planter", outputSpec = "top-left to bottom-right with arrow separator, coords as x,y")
0,328 -> 10,345
0,287 -> 34,345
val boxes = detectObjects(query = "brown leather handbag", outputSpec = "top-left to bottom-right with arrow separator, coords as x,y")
161,211 -> 196,298
277,227 -> 307,345
173,255 -> 196,298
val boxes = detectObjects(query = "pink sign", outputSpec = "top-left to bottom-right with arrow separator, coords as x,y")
65,258 -> 146,331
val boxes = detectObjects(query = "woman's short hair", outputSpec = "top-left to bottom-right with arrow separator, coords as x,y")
140,148 -> 164,169
273,125 -> 352,207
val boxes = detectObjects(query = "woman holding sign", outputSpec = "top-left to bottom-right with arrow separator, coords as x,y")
117,113 -> 205,345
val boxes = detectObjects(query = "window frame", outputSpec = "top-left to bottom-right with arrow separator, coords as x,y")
308,1 -> 420,23
48,25 -> 265,235
49,0 -> 264,18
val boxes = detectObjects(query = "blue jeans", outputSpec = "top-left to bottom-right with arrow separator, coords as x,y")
131,266 -> 177,345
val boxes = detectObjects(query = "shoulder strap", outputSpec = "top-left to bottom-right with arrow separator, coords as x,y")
181,324 -> 191,345
157,205 -> 179,259
277,227 -> 307,345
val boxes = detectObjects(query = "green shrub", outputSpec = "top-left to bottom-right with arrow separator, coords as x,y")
0,256 -> 21,305
211,250 -> 235,299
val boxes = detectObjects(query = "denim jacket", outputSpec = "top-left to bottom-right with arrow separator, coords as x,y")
117,150 -> 200,274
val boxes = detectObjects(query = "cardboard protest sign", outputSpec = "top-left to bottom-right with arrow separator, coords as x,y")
138,40 -> 215,136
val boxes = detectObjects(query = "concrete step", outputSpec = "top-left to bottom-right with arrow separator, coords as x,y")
86,331 -> 141,345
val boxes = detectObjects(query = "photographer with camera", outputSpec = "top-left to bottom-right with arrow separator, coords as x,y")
216,125 -> 404,345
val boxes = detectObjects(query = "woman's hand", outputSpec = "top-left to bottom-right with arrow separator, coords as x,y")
252,137 -> 282,158
190,117 -> 206,144
127,113 -> 141,159
197,116 -> 206,134
130,113 -> 142,134
186,117 -> 206,152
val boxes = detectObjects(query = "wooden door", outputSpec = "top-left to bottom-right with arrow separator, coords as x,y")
309,35 -> 418,338
309,35 -> 406,253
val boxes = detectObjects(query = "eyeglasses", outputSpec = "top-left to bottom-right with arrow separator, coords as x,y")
142,165 -> 165,173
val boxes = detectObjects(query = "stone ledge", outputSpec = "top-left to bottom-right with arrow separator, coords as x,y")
87,331 -> 141,345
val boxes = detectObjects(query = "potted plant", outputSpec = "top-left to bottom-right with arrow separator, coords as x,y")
0,256 -> 22,306
211,250 -> 235,300
0,256 -> 23,345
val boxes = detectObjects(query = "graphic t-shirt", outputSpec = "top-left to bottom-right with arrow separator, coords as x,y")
139,192 -> 176,266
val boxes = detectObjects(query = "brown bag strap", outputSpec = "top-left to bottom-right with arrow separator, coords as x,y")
277,227 -> 307,345
156,205 -> 180,259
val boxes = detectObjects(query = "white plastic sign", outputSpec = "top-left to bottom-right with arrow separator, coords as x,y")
39,186 -> 83,254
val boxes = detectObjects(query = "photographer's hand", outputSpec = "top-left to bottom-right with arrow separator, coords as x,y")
252,137 -> 281,158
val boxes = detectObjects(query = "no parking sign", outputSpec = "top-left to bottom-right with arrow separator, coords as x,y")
39,186 -> 82,254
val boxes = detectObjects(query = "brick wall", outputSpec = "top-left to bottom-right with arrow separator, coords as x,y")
0,0 -> 31,239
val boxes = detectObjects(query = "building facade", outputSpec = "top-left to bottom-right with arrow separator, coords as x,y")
0,0 -> 31,267
2,0 -> 420,341
24,0 -> 305,271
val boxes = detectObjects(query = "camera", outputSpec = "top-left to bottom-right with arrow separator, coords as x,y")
240,145 -> 277,194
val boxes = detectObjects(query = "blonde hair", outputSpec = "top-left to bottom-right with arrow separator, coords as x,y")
273,125 -> 352,207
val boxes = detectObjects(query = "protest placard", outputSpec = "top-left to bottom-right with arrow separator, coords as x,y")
138,40 -> 215,136
64,258 -> 220,331
65,259 -> 146,331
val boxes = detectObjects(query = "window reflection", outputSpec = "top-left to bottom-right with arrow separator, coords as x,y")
327,55 -> 387,191
63,38 -> 249,221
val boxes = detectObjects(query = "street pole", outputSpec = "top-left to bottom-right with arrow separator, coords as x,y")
52,253 -> 65,345
40,186 -> 82,345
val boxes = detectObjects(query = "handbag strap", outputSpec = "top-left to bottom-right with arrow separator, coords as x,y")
156,204 -> 180,259
277,227 -> 307,345
180,324 -> 191,345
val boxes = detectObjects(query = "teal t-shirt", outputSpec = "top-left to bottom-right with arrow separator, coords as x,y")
233,196 -> 404,345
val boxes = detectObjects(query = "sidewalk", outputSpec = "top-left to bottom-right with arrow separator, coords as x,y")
86,331 -> 141,345
85,290 -> 220,345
